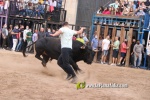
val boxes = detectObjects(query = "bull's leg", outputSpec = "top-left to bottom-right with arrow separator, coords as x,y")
35,54 -> 43,61
69,57 -> 84,74
42,54 -> 50,67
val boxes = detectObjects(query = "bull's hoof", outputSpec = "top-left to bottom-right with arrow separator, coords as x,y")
41,62 -> 46,67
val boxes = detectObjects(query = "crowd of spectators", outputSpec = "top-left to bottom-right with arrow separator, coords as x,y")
0,0 -> 63,19
96,0 -> 150,26
1,24 -> 58,53
90,31 -> 150,70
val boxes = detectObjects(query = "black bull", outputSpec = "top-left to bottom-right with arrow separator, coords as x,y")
22,37 -> 93,73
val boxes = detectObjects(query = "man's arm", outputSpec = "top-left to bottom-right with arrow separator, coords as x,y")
75,27 -> 85,35
50,30 -> 62,37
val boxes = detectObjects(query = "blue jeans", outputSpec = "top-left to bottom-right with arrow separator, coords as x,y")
26,9 -> 33,16
144,13 -> 150,28
19,9 -> 26,16
34,10 -> 44,17
16,38 -> 23,51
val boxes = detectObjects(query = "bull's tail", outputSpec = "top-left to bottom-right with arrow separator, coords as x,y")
22,42 -> 36,57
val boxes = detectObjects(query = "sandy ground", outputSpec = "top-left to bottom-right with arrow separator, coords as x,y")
0,50 -> 150,100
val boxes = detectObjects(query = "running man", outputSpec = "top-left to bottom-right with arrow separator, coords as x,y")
50,22 -> 85,83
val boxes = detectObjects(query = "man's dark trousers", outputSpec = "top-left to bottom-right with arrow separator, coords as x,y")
57,48 -> 76,77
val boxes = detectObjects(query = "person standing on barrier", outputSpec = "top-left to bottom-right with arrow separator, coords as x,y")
2,24 -> 8,49
133,40 -> 145,68
11,25 -> 19,51
50,22 -> 85,83
111,36 -> 120,66
118,39 -> 129,66
130,38 -> 136,67
101,35 -> 110,64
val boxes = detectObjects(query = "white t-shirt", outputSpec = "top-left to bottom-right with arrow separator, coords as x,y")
49,0 -> 57,7
59,27 -> 77,49
102,39 -> 110,50
4,1 -> 9,10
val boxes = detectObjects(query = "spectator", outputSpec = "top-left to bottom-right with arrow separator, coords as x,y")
49,0 -> 57,12
52,29 -> 56,34
8,25 -> 13,49
101,35 -> 110,64
0,0 -> 4,14
122,5 -> 129,16
32,29 -> 38,54
16,25 -> 24,52
82,32 -> 89,45
135,7 -> 145,16
23,26 -> 30,42
38,27 -> 46,40
23,25 -> 30,51
34,2 -> 44,19
133,40 -> 144,68
56,0 -> 62,8
2,24 -> 8,49
26,2 -> 33,17
97,6 -> 104,14
97,36 -> 103,62
4,0 -> 9,14
111,36 -> 120,66
147,45 -> 150,70
102,7 -> 111,15
46,28 -> 52,37
32,30 -> 38,42
109,0 -> 120,9
18,0 -> 26,17
130,38 -> 136,66
91,33 -> 99,61
118,39 -> 129,66
26,29 -> 33,52
72,36 -> 76,40
11,25 -> 19,51
102,7 -> 111,24
76,34 -> 84,44
128,7 -> 135,16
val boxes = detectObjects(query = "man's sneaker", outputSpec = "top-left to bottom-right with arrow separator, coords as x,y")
71,76 -> 77,84
66,74 -> 73,80
101,61 -> 103,64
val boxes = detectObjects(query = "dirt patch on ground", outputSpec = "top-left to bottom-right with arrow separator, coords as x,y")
0,50 -> 150,100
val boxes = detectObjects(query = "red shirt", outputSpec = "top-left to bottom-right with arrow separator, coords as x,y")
120,42 -> 127,53
102,10 -> 111,15
116,12 -> 122,16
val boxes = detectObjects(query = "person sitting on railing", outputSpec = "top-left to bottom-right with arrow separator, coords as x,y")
3,0 -> 9,15
122,5 -> 129,16
135,6 -> 145,16
34,2 -> 44,19
56,0 -> 62,8
113,7 -> 122,25
17,0 -> 26,17
109,0 -> 120,9
128,6 -> 135,16
26,2 -> 34,18
140,1 -> 146,10
97,6 -> 104,14
16,0 -> 20,14
102,7 -> 111,24
95,6 -> 104,24
0,0 -> 4,14
49,0 -> 57,12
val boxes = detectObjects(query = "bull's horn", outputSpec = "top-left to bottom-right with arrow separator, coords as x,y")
80,46 -> 85,49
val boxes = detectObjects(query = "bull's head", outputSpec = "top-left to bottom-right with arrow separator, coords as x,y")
81,46 -> 93,64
